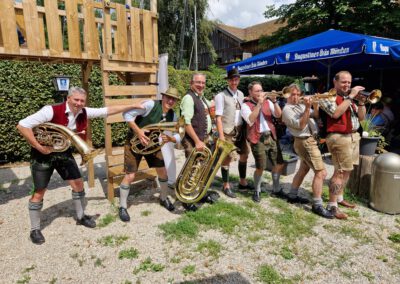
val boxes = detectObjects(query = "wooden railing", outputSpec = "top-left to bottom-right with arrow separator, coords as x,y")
0,0 -> 158,63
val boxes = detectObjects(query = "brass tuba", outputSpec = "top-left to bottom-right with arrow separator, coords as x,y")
130,117 -> 185,155
33,122 -> 99,165
175,139 -> 237,203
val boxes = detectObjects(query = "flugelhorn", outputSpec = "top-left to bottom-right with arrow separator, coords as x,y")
33,122 -> 99,165
175,139 -> 237,203
130,117 -> 185,155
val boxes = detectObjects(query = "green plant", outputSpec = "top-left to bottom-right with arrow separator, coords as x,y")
97,213 -> 117,228
388,233 -> 400,243
255,264 -> 286,283
132,257 -> 165,274
119,248 -> 139,260
97,235 -> 129,247
196,240 -> 223,259
360,112 -> 388,151
280,246 -> 294,260
182,265 -> 196,276
140,210 -> 151,216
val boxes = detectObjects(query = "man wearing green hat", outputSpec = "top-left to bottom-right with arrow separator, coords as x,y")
118,87 -> 181,222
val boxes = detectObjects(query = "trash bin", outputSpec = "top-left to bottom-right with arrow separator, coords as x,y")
370,152 -> 400,214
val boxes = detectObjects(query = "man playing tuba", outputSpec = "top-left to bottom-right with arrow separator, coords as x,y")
118,87 -> 181,222
17,87 -> 144,245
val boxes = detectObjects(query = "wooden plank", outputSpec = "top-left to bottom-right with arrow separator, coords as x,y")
38,13 -> 46,50
150,0 -> 158,13
104,85 -> 158,96
22,0 -> 41,55
130,8 -> 142,61
65,0 -> 81,58
102,59 -> 157,73
116,4 -> 129,60
108,158 -> 151,174
0,0 -> 20,53
44,0 -> 63,56
152,14 -> 158,61
104,98 -> 151,106
142,10 -> 153,62
102,4 -> 113,58
82,0 -> 100,59
349,155 -> 375,200
110,166 -> 156,180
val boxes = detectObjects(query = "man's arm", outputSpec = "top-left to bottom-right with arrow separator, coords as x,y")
271,100 -> 282,118
331,86 -> 364,119
16,125 -> 52,154
214,93 -> 225,140
128,120 -> 150,146
107,101 -> 145,116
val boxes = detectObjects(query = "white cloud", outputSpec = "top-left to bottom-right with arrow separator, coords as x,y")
207,0 -> 295,28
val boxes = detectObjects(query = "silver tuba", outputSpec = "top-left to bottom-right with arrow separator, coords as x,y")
175,139 -> 237,203
33,122 -> 99,165
130,117 -> 185,155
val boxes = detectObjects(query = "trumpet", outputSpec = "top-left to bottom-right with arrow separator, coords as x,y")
263,87 -> 291,99
328,89 -> 382,104
299,89 -> 337,103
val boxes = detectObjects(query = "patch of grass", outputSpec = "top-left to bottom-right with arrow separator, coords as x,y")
388,233 -> 400,243
344,190 -> 366,204
97,213 -> 117,228
256,264 -> 287,284
16,275 -> 31,284
141,210 -> 151,216
182,265 -> 196,276
70,252 -> 85,266
196,240 -> 223,259
93,257 -> 105,268
119,248 -> 139,260
361,271 -> 375,282
376,255 -> 388,262
22,265 -> 36,273
97,235 -> 129,247
121,281 -> 132,284
248,234 -> 263,243
48,276 -> 57,284
132,257 -> 165,274
344,209 -> 360,218
321,185 -> 329,202
263,172 -> 272,182
268,198 -> 317,241
280,246 -> 294,260
159,201 -> 257,240
340,225 -> 372,244
335,254 -> 350,268
342,271 -> 353,279
170,256 -> 181,263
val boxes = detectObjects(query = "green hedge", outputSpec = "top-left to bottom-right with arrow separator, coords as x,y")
0,61 -> 295,163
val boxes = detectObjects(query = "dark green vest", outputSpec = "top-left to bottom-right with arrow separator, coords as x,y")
135,100 -> 174,128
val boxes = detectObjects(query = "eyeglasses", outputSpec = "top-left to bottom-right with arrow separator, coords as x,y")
193,81 -> 206,85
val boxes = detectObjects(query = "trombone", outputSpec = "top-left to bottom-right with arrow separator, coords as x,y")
263,87 -> 291,99
299,89 -> 337,103
328,89 -> 382,104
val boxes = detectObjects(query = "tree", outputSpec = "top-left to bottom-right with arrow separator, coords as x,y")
158,0 -> 216,69
260,0 -> 400,50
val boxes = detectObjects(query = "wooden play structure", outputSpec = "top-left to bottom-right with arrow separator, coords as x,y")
0,0 -> 159,200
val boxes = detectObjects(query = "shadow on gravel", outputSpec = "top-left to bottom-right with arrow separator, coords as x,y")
177,272 -> 251,284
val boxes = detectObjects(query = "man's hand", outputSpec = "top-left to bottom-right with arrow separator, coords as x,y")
303,96 -> 312,109
349,86 -> 365,99
132,102 -> 145,110
195,140 -> 206,151
160,134 -> 175,144
36,145 -> 53,155
136,129 -> 150,146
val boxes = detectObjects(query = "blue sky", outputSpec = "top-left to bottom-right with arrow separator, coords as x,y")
207,0 -> 295,28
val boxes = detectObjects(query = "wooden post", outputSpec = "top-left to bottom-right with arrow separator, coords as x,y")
150,0 -> 157,13
348,155 -> 376,200
81,62 -> 95,188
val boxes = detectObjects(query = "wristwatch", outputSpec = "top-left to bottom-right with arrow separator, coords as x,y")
343,95 -> 351,101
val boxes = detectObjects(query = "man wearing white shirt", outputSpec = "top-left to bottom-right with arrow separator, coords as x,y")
215,69 -> 253,198
17,87 -> 143,244
119,87 -> 181,222
241,81 -> 284,202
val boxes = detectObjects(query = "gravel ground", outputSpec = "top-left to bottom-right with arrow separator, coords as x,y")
1,148 -> 400,284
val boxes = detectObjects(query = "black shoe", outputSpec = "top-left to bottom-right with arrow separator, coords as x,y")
223,187 -> 236,198
30,229 -> 45,245
252,191 -> 261,203
119,207 -> 130,222
183,203 -> 198,212
76,215 -> 96,228
312,205 -> 334,219
287,195 -> 310,204
160,197 -> 175,211
271,189 -> 288,199
238,183 -> 255,191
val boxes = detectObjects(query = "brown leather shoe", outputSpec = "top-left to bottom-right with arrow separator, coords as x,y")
338,200 -> 356,208
329,206 -> 348,220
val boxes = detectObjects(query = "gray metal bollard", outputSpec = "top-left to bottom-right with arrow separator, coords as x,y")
370,152 -> 400,214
